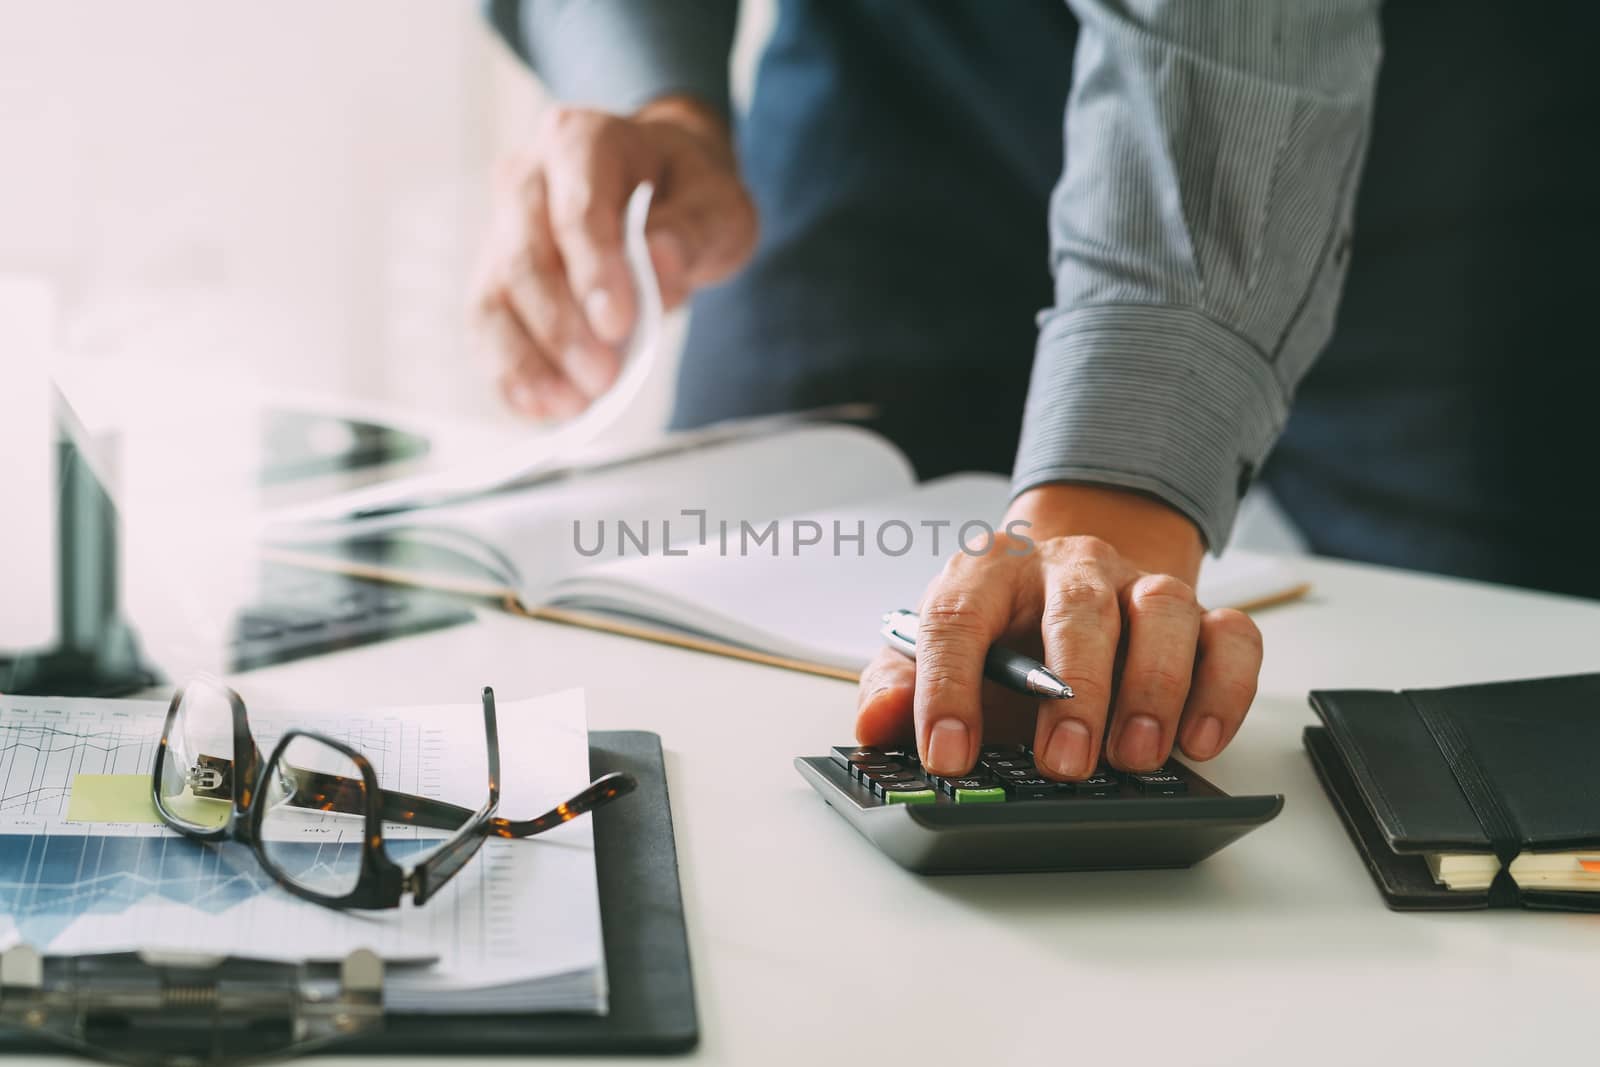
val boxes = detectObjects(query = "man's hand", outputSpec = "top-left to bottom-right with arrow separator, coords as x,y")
854,484 -> 1263,779
471,95 -> 757,419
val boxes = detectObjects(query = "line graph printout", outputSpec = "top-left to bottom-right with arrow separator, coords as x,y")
0,689 -> 606,1014
0,701 -> 162,825
0,700 -> 458,832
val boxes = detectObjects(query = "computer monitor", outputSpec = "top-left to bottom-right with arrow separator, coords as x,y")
0,281 -> 155,696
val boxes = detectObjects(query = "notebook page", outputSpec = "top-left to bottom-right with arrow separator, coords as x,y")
546,474 -> 1306,671
267,424 -> 917,601
450,424 -> 914,597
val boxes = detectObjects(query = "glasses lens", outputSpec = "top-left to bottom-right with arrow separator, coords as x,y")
156,680 -> 237,831
257,736 -> 369,901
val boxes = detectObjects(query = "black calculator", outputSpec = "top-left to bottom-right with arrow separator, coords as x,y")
796,744 -> 1282,875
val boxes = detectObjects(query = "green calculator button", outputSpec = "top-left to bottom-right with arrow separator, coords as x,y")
882,788 -> 938,805
952,786 -> 1007,804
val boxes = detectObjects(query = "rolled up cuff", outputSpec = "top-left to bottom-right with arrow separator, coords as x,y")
497,0 -> 734,118
1011,304 -> 1289,552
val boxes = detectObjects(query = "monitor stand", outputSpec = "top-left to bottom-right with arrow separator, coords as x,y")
0,644 -> 154,698
1,432 -> 158,698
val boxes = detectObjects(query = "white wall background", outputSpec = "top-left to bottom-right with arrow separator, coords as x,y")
0,0 -> 774,439
3,2 -> 493,418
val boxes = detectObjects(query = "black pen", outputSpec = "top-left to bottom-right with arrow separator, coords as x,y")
879,609 -> 1074,699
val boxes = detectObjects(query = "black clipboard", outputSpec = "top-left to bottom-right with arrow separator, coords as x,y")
0,730 -> 698,1059
350,729 -> 698,1055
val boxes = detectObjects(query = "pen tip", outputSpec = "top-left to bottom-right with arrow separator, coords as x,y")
1024,668 -> 1074,700
1042,675 -> 1074,700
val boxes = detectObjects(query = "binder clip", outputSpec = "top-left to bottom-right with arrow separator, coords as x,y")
0,944 -> 384,1066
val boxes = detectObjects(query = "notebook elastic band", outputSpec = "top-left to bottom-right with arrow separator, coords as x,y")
1403,692 -> 1522,907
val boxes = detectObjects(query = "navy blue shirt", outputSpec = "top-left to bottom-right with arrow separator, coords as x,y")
1263,4 -> 1600,597
673,0 -> 1074,483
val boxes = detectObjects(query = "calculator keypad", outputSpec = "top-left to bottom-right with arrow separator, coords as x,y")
1072,771 -> 1121,798
1128,770 -> 1188,796
829,746 -> 1194,804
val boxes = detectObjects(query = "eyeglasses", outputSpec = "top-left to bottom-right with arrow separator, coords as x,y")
150,678 -> 635,910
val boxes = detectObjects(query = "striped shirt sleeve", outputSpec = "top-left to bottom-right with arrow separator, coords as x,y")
484,0 -> 738,118
1014,0 -> 1382,551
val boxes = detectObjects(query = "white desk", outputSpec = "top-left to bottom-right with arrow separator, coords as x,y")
12,556 -> 1600,1065
226,555 -> 1597,1066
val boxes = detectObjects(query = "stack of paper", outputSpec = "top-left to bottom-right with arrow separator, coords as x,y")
0,689 -> 607,1014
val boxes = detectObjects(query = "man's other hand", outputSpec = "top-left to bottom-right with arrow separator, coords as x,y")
471,96 -> 757,419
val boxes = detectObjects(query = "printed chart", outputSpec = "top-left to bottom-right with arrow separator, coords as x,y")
0,692 -> 603,1012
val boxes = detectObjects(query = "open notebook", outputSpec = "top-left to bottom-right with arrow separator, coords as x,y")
267,424 -> 1309,680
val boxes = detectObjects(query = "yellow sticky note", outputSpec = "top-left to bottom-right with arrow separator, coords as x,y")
66,774 -> 163,824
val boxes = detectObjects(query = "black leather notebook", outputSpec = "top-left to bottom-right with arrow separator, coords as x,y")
1305,672 -> 1600,912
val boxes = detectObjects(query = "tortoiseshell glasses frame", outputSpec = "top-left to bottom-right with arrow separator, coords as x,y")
149,680 -> 635,910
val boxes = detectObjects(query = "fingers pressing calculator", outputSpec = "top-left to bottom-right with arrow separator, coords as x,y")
796,744 -> 1282,875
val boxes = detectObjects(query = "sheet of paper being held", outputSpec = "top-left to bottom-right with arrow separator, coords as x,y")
271,182 -> 666,527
